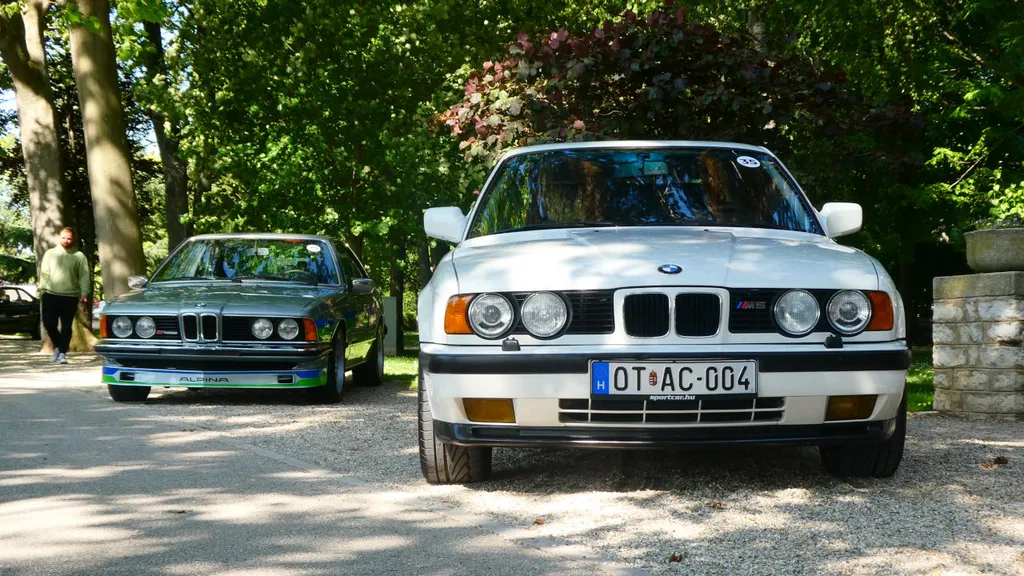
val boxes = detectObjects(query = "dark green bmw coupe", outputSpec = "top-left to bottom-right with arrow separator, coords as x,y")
95,234 -> 384,403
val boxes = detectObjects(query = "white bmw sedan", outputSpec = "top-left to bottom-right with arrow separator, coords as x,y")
418,141 -> 909,483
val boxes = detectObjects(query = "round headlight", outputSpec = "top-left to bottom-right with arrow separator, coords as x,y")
467,293 -> 514,339
827,290 -> 871,335
111,316 -> 133,338
251,318 -> 274,340
774,290 -> 820,336
520,292 -> 568,338
278,318 -> 300,340
134,316 -> 156,339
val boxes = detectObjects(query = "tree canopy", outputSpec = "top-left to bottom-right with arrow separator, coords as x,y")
0,0 -> 1020,338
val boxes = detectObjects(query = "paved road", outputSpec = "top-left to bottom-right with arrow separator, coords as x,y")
0,341 -> 635,576
3,338 -> 1022,576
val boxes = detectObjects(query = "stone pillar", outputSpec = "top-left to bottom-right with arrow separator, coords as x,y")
932,272 -> 1024,420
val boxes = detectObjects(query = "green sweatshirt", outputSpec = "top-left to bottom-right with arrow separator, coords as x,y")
39,246 -> 90,298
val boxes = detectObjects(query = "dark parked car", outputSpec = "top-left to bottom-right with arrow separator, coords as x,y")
0,284 -> 41,339
94,234 -> 384,403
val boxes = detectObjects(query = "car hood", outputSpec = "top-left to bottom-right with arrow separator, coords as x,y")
451,227 -> 879,292
106,283 -> 330,316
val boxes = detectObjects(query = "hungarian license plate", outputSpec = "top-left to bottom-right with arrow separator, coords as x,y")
590,360 -> 757,400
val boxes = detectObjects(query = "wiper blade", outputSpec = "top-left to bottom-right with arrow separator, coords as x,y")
158,276 -> 217,281
230,275 -> 316,285
499,221 -> 618,234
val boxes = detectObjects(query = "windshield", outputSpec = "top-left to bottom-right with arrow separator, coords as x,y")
469,148 -> 822,237
151,238 -> 340,285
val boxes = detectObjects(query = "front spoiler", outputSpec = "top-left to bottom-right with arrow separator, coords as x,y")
102,366 -> 327,389
434,419 -> 897,448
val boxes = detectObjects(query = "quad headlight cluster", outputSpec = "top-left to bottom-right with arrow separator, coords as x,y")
111,316 -> 155,339
773,289 -> 873,337
450,292 -> 569,339
251,317 -> 301,340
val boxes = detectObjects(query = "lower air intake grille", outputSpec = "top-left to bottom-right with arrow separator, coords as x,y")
558,397 -> 785,425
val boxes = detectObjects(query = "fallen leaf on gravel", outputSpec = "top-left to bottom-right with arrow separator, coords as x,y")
981,456 -> 1009,470
165,510 -> 189,514
533,519 -> 545,525
180,429 -> 195,432
707,501 -> 727,509
669,553 -> 683,563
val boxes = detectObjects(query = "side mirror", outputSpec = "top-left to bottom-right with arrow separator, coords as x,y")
351,278 -> 374,293
424,207 -> 467,243
818,202 -> 862,238
127,276 -> 149,290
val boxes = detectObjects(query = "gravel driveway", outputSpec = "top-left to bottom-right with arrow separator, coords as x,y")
4,339 -> 1023,575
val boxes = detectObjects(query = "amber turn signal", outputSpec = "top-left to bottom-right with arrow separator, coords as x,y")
99,315 -> 108,338
444,295 -> 474,335
866,291 -> 894,331
463,398 -> 515,423
304,318 -> 318,342
825,395 -> 877,421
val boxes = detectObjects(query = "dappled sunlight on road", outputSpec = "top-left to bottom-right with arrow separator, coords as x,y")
3,343 -> 1022,574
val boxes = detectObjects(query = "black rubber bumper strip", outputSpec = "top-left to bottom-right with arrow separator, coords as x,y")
420,349 -> 911,375
434,419 -> 896,448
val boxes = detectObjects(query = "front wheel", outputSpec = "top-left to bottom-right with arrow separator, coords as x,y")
309,335 -> 345,404
353,329 -> 383,387
108,384 -> 150,402
418,365 -> 492,484
820,391 -> 906,478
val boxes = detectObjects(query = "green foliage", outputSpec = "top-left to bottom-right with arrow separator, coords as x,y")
440,4 -> 918,170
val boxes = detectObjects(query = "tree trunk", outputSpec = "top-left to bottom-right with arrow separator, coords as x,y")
141,21 -> 190,251
67,0 -> 146,299
390,238 -> 405,355
430,241 -> 450,269
418,238 -> 432,285
0,1 -> 77,352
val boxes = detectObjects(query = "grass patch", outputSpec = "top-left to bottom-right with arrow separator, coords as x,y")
384,355 -> 419,389
907,347 -> 934,412
402,330 -> 419,351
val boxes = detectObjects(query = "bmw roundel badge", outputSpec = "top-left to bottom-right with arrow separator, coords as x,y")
658,264 -> 682,275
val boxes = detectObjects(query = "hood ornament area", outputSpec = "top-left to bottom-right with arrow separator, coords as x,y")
657,264 -> 682,275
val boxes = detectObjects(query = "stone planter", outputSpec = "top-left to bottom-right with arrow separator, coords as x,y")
965,228 -> 1024,273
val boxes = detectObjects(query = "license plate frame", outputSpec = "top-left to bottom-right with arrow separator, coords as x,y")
590,359 -> 758,401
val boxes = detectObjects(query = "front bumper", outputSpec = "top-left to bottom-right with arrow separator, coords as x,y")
96,342 -> 331,389
436,419 -> 897,448
421,343 -> 910,447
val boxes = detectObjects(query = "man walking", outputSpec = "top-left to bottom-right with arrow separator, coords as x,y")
39,227 -> 90,364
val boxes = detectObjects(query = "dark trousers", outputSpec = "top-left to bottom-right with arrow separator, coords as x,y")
42,293 -> 78,354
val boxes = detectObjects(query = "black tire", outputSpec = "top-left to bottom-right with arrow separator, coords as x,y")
310,333 -> 345,404
108,384 -> 150,402
820,390 -> 906,478
418,365 -> 492,483
353,329 -> 384,387
30,323 -> 41,340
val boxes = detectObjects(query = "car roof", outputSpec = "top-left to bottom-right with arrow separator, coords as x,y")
498,140 -> 773,161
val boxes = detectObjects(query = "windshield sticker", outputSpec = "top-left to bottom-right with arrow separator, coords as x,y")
736,156 -> 761,168
306,244 -> 322,253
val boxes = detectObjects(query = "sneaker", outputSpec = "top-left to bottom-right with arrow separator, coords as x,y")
50,350 -> 60,363
57,353 -> 67,364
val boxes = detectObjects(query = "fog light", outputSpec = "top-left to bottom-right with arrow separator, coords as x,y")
826,395 -> 877,421
463,399 -> 515,423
